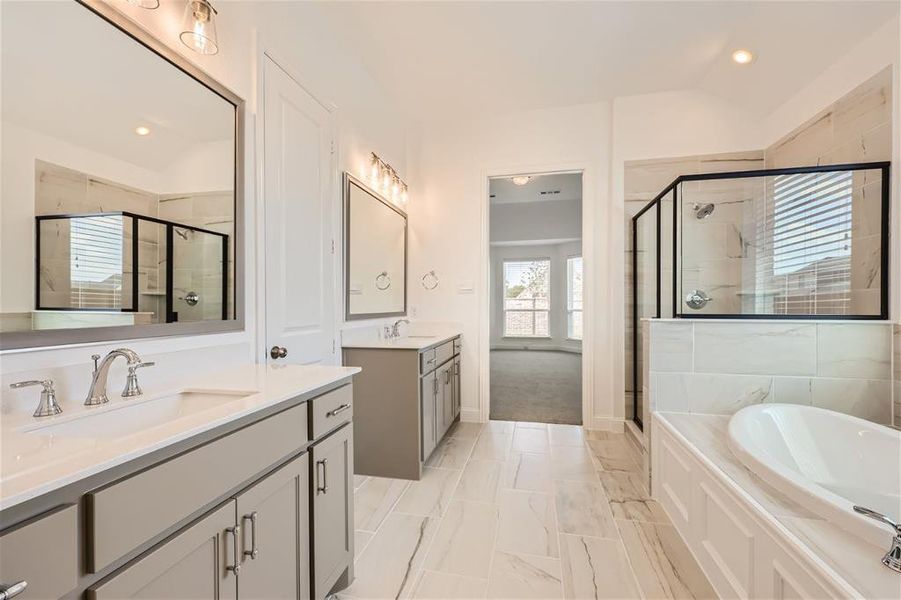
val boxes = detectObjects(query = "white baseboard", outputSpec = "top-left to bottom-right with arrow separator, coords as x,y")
588,416 -> 625,432
460,408 -> 483,423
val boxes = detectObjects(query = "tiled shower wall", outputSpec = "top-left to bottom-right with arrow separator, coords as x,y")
648,320 -> 894,426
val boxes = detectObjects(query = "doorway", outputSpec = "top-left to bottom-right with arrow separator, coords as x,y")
487,172 -> 584,425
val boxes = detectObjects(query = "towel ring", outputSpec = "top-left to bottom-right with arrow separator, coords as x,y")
421,270 -> 439,290
375,271 -> 391,291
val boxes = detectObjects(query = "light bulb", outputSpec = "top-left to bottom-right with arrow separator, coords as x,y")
511,176 -> 531,186
127,0 -> 160,8
135,126 -> 151,136
731,49 -> 754,65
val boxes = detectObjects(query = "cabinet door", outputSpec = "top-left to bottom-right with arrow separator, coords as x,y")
454,356 -> 461,418
311,424 -> 353,599
88,501 -> 237,600
236,453 -> 310,600
420,371 -> 437,460
441,364 -> 454,437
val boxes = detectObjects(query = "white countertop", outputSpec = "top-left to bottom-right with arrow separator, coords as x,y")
0,364 -> 359,511
655,412 -> 899,600
341,328 -> 461,350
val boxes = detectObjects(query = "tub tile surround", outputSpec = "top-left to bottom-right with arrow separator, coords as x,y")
344,421 -> 717,600
656,412 -> 899,599
647,320 -> 895,425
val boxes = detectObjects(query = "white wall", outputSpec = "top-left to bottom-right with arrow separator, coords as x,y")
490,241 -> 582,352
410,101 -> 610,426
0,1 -> 414,403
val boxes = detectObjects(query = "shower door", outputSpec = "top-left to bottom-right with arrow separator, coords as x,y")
168,226 -> 228,323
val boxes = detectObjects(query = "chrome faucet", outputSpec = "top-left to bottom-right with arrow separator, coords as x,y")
854,506 -> 901,573
390,319 -> 410,339
85,348 -> 143,406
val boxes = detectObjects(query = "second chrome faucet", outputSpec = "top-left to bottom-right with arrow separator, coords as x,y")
85,348 -> 154,406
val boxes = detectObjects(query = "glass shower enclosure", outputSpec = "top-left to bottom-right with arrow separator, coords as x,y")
628,161 -> 890,428
36,211 -> 228,324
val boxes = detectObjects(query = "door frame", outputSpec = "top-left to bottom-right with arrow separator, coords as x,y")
254,37 -> 340,364
480,163 -> 594,428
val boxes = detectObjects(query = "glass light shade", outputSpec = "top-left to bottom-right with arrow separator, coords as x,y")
180,0 -> 219,56
126,0 -> 160,8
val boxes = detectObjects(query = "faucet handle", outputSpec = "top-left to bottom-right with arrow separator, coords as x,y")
10,380 -> 62,418
122,362 -> 154,398
854,506 -> 901,534
133,361 -> 155,371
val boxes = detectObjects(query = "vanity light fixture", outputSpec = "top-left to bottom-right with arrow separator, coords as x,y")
180,0 -> 219,56
126,0 -> 160,8
135,126 -> 151,136
368,152 -> 410,206
511,176 -> 532,186
731,49 -> 754,65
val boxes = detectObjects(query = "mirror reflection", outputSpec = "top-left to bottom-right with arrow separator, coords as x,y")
0,1 -> 236,334
345,175 -> 406,319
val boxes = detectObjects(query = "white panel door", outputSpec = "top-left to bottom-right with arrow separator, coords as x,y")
263,56 -> 336,365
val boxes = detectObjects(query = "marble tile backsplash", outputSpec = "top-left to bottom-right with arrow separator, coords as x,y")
647,320 -> 895,426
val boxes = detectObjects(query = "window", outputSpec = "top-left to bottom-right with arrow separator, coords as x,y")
503,259 -> 550,337
567,256 -> 583,339
762,170 -> 854,315
69,215 -> 124,308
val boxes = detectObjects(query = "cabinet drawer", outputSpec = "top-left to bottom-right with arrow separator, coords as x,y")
435,340 -> 454,367
453,338 -> 461,356
420,348 -> 437,373
87,402 -> 308,573
310,385 -> 353,440
0,504 -> 78,600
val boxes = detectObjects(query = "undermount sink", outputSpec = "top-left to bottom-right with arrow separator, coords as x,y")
19,389 -> 256,440
405,335 -> 437,339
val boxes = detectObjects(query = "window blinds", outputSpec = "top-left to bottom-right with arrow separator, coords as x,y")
69,215 -> 124,308
758,170 -> 853,315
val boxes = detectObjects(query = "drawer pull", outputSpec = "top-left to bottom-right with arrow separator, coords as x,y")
242,511 -> 259,560
426,357 -> 436,365
0,582 -> 27,600
445,370 -> 450,384
225,526 -> 241,575
317,458 -> 329,494
326,404 -> 351,418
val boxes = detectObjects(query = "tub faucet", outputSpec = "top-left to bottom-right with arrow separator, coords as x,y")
85,348 -> 143,406
853,506 -> 901,573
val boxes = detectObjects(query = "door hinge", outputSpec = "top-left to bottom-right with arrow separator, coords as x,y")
331,239 -> 335,254
332,339 -> 336,354
330,140 -> 336,155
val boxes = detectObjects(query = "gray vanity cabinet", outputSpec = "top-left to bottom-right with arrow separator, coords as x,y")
439,361 -> 455,439
421,371 -> 438,460
311,423 -> 353,599
235,453 -> 310,600
453,355 -> 461,418
87,501 -> 237,600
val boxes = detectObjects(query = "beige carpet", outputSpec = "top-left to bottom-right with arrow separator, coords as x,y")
489,349 -> 582,425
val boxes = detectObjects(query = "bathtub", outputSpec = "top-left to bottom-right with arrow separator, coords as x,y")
727,403 -> 900,548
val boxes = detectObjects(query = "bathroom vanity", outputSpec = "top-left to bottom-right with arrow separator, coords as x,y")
343,331 -> 461,480
0,365 -> 357,600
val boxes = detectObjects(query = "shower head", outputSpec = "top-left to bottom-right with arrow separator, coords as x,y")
693,203 -> 715,220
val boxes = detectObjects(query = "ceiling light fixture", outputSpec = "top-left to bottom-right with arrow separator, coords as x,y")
135,126 -> 151,136
731,49 -> 754,65
126,0 -> 160,8
180,0 -> 219,56
368,153 -> 410,206
511,176 -> 532,186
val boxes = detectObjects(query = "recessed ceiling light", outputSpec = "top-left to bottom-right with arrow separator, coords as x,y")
511,176 -> 531,186
135,126 -> 151,136
731,49 -> 754,65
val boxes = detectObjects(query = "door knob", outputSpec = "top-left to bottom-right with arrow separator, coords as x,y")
270,346 -> 288,359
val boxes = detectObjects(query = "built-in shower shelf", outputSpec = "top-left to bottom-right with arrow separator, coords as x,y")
140,289 -> 166,296
735,290 -> 782,296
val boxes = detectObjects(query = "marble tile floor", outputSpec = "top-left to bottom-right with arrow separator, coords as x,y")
342,420 -> 716,600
